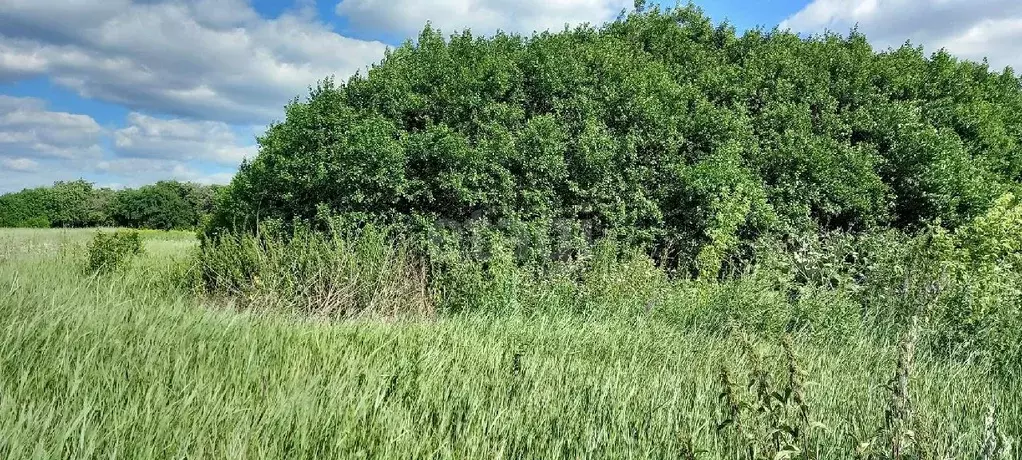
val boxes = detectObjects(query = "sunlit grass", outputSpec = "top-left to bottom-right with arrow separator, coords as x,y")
0,229 -> 1017,458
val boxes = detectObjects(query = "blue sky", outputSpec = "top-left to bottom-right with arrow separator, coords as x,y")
1,0 -> 1018,192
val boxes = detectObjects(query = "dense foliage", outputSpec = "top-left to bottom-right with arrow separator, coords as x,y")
0,180 -> 222,230
209,5 -> 1022,275
85,230 -> 144,273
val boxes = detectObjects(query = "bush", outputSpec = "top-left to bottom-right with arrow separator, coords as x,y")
206,5 -> 1022,274
191,4 -> 1022,371
744,217 -> 1022,371
86,231 -> 144,274
957,192 -> 1022,268
928,194 -> 1022,371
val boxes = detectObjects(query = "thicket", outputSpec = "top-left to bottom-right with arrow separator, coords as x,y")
207,4 -> 1022,277
0,180 -> 222,230
85,230 -> 144,274
198,5 -> 1022,375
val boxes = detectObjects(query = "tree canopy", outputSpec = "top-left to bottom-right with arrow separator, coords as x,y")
0,180 -> 222,231
205,5 -> 1022,272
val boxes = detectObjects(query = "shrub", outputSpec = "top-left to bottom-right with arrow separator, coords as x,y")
21,216 -> 51,228
928,194 -> 1022,371
206,5 -> 1022,274
957,192 -> 1022,268
86,231 -> 144,274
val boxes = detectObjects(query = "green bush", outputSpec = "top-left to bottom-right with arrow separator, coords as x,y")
743,219 -> 1022,371
21,216 -> 51,228
189,4 -> 1022,370
86,231 -> 144,274
956,192 -> 1022,267
0,187 -> 55,228
929,194 -> 1022,371
206,5 -> 1022,274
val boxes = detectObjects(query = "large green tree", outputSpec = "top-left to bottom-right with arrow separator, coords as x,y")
112,181 -> 209,231
205,6 -> 1022,271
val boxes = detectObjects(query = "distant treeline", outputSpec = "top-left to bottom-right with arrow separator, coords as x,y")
0,180 -> 223,230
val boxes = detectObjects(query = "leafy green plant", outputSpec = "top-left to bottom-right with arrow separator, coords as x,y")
86,230 -> 144,274
716,334 -> 825,459
852,319 -> 932,459
957,192 -> 1022,268
207,5 -> 1022,276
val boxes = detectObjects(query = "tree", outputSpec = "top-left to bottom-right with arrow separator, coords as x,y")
1,180 -> 222,230
115,7 -> 1022,270
0,187 -> 53,228
49,180 -> 108,227
112,181 -> 197,230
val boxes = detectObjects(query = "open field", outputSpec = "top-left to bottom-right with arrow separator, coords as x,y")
0,228 -> 1017,458
4,2 -> 1022,458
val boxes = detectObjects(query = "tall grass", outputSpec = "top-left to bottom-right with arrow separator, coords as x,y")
200,225 -> 432,317
0,229 -> 1018,458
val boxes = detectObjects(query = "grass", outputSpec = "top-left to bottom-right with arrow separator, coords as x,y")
0,228 -> 1018,458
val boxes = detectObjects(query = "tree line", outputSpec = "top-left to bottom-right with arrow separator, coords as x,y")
0,180 -> 223,230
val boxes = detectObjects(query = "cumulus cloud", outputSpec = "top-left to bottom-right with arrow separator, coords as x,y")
0,96 -> 245,192
95,158 -> 236,187
0,96 -> 106,191
0,0 -> 389,124
114,113 -> 257,166
0,95 -> 103,160
335,0 -> 631,36
782,0 -> 1022,72
1,157 -> 39,172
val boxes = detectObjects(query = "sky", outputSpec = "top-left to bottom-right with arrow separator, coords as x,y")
0,0 -> 1019,193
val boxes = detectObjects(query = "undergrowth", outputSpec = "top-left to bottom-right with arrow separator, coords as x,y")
198,195 -> 1022,373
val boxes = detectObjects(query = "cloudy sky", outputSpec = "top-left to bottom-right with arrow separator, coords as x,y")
0,0 -> 1018,192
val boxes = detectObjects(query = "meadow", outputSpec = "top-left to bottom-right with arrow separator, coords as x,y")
0,228 -> 1017,459
4,5 -> 1022,458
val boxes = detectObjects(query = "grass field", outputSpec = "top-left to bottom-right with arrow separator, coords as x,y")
0,228 -> 1017,458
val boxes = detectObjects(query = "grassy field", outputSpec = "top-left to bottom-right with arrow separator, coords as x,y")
0,228 -> 1017,458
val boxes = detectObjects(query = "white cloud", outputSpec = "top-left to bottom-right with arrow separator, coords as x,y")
197,171 -> 237,185
1,157 -> 39,172
95,157 -> 235,187
0,97 -> 245,192
0,0 -> 389,124
335,0 -> 631,36
0,95 -> 103,160
114,113 -> 257,166
782,0 -> 1022,72
0,96 -> 105,192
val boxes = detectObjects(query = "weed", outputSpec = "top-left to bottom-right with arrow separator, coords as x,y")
85,230 -> 144,273
716,334 -> 823,459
